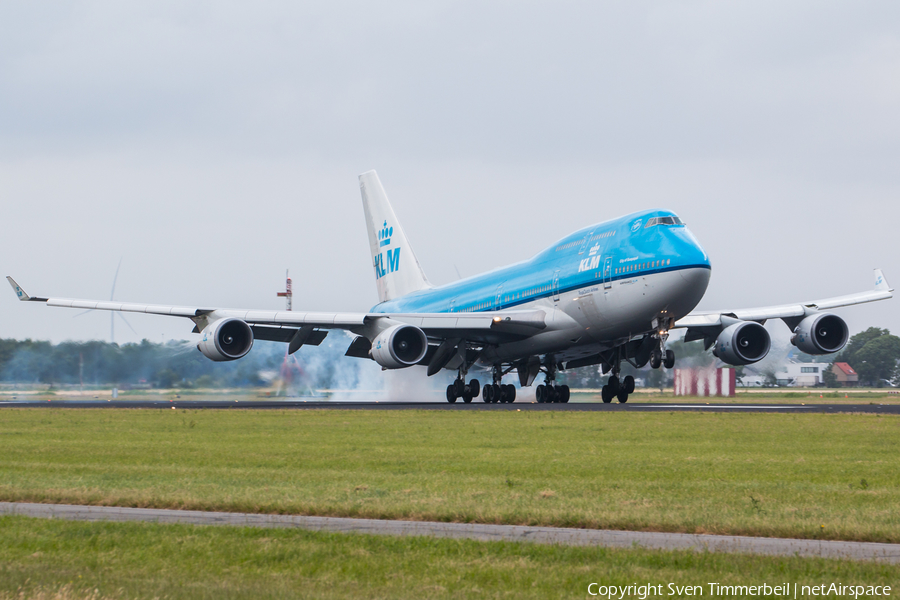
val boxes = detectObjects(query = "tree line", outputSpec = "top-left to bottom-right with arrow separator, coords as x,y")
0,338 -> 282,388
1,326 -> 897,389
822,327 -> 900,387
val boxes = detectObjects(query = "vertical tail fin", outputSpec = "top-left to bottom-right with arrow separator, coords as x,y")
359,171 -> 431,303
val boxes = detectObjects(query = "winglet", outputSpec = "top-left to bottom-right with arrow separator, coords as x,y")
6,277 -> 47,302
7,276 -> 31,301
874,269 -> 892,293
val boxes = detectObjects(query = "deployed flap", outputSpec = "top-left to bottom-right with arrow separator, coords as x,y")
359,170 -> 431,303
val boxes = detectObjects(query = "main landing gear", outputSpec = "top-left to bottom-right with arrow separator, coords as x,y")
602,333 -> 676,403
601,374 -> 635,404
535,361 -> 570,404
483,365 -> 516,403
446,377 -> 479,403
601,345 -> 636,403
536,383 -> 569,403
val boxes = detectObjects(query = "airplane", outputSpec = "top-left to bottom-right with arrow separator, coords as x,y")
7,170 -> 894,404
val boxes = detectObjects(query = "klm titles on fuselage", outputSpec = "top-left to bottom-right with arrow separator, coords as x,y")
375,221 -> 401,279
577,243 -> 602,273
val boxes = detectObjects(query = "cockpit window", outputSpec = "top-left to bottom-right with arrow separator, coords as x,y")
645,216 -> 684,228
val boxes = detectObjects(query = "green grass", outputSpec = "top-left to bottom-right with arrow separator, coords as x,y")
0,409 -> 899,542
0,516 -> 896,600
570,389 -> 900,403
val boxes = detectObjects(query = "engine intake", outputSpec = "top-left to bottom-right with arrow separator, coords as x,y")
197,318 -> 254,362
713,321 -> 770,366
370,324 -> 428,369
791,313 -> 849,355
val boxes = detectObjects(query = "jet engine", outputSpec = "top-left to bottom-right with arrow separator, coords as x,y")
712,321 -> 771,366
197,318 -> 254,361
790,313 -> 849,355
370,324 -> 428,369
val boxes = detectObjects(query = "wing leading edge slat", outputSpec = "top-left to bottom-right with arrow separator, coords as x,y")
675,269 -> 893,330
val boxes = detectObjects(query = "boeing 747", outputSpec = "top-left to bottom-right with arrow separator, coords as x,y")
8,171 -> 893,403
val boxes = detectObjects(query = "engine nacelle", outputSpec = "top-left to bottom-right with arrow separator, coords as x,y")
713,321 -> 771,366
197,318 -> 254,362
370,324 -> 428,369
791,313 -> 849,355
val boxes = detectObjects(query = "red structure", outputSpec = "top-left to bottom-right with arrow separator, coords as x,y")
276,270 -> 292,311
674,367 -> 736,397
831,362 -> 859,387
274,269 -> 313,396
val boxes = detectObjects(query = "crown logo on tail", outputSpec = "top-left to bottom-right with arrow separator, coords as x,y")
378,221 -> 394,247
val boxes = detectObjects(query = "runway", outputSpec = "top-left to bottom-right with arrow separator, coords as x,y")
1,398 -> 899,413
1,502 -> 897,563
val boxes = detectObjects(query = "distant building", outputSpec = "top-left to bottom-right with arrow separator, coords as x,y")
738,361 -> 830,387
831,362 -> 859,387
776,362 -> 831,387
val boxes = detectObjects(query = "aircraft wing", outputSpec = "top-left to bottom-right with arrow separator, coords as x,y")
675,269 -> 893,333
6,276 -> 546,347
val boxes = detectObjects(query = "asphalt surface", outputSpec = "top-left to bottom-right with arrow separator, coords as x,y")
1,398 -> 900,413
1,502 -> 897,563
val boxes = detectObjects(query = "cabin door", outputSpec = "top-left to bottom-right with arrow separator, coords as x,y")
552,270 -> 560,302
603,257 -> 613,289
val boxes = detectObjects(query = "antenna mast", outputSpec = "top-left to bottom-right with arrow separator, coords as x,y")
276,270 -> 292,311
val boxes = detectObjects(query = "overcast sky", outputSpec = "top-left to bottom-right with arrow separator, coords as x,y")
2,1 -> 898,346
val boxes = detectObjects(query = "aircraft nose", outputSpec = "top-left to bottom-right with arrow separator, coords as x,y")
680,227 -> 710,268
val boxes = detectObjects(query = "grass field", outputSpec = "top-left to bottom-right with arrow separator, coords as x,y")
1,408 -> 899,543
0,516 -> 896,600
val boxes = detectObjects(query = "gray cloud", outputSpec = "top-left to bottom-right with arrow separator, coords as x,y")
1,1 -> 898,344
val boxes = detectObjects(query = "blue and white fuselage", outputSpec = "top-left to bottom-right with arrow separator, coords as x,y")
372,209 -> 711,367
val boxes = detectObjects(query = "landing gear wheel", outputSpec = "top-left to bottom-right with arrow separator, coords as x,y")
499,385 -> 510,403
649,349 -> 662,370
469,379 -> 480,399
462,391 -> 473,403
536,385 -> 546,403
483,385 -> 493,403
601,385 -> 613,403
623,375 -> 635,394
454,379 -> 465,397
505,384 -> 516,403
446,384 -> 457,403
558,385 -> 570,403
617,389 -> 629,403
664,350 -> 675,369
608,375 -> 620,394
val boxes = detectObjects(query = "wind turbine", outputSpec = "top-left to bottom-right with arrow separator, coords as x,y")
74,258 -> 138,343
